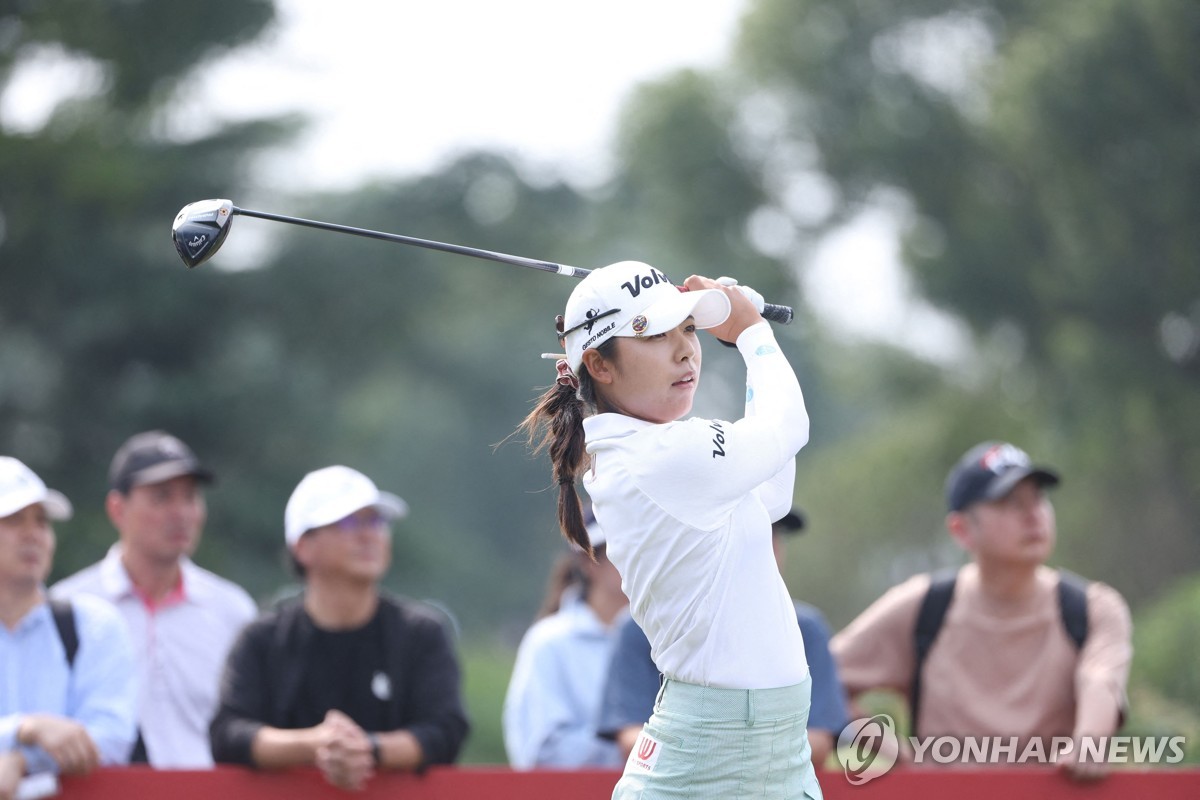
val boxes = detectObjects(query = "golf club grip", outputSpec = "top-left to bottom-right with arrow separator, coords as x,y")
676,285 -> 793,326
762,302 -> 793,325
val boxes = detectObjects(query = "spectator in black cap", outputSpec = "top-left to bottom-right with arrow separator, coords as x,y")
831,441 -> 1132,781
51,431 -> 257,768
596,508 -> 849,768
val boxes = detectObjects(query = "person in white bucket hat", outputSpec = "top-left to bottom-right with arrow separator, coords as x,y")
515,262 -> 823,798
210,465 -> 468,791
0,457 -> 137,797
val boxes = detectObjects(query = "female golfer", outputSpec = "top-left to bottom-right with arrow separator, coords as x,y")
519,261 -> 821,798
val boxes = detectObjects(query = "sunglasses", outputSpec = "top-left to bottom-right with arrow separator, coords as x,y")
331,511 -> 389,533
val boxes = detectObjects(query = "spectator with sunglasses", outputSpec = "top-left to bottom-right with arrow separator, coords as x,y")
209,466 -> 469,790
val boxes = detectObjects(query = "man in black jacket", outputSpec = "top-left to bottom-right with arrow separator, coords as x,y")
209,466 -> 469,789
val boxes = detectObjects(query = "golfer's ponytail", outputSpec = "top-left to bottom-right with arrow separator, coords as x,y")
515,341 -> 615,559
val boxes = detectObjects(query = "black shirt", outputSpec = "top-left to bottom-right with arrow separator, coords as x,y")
209,592 -> 470,768
290,609 -> 390,731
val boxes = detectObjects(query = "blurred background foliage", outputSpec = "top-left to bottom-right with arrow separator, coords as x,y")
2,0 -> 1196,764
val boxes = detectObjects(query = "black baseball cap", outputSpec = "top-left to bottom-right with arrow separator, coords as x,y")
773,508 -> 807,535
944,441 -> 1059,512
109,430 -> 215,493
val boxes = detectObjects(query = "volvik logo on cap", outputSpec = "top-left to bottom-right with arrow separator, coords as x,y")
619,266 -> 670,297
560,261 -> 731,372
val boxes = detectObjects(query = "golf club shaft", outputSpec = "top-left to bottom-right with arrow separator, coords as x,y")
232,206 -> 794,324
234,207 -> 587,277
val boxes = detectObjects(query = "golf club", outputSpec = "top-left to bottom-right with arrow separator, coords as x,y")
171,199 -> 794,325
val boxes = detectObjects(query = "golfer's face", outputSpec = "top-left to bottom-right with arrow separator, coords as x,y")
604,319 -> 702,424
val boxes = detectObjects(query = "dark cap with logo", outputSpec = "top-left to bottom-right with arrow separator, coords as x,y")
109,430 -> 215,493
944,441 -> 1059,512
773,508 -> 807,535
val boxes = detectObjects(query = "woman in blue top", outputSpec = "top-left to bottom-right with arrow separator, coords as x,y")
518,261 -> 822,799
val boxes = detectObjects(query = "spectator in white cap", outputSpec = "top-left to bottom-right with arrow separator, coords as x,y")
502,505 -> 628,769
209,465 -> 469,791
51,430 -> 257,768
0,457 -> 137,798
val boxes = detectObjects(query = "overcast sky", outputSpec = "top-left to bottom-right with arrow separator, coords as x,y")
178,0 -> 747,191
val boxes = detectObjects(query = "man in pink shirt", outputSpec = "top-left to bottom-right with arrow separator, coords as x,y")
832,441 -> 1132,780
52,431 -> 257,768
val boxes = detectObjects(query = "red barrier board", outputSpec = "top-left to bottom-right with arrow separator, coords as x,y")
53,765 -> 1200,799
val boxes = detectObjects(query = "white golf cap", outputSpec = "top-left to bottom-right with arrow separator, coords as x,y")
284,465 -> 408,548
561,261 -> 731,372
0,456 -> 73,521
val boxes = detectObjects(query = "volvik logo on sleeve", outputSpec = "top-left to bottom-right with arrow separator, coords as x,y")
620,267 -> 671,298
709,421 -> 727,458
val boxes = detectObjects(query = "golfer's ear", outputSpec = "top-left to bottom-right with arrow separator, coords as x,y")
582,349 -> 614,384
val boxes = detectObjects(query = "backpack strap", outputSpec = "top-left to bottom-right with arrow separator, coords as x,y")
910,568 -> 959,738
48,598 -> 79,668
1056,569 -> 1089,650
910,568 -> 1094,738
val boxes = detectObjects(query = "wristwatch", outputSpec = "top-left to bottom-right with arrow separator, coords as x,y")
367,733 -> 382,766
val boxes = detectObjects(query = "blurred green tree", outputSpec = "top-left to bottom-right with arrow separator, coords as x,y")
0,0 -> 294,578
733,0 -> 1200,609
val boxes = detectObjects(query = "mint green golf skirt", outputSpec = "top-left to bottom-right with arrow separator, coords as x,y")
612,673 -> 824,799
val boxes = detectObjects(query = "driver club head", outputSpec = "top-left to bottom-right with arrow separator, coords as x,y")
172,199 -> 235,268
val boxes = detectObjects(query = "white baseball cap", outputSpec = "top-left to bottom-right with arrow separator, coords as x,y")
284,465 -> 408,548
561,261 -> 731,371
0,456 -> 73,521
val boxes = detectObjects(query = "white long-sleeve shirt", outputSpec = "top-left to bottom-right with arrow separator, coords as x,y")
583,322 -> 810,689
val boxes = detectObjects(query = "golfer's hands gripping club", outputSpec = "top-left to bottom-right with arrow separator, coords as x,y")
717,275 -> 791,325
686,275 -> 765,345
716,276 -> 767,314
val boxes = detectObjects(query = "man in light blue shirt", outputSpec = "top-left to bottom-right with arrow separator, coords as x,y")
0,457 -> 137,797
